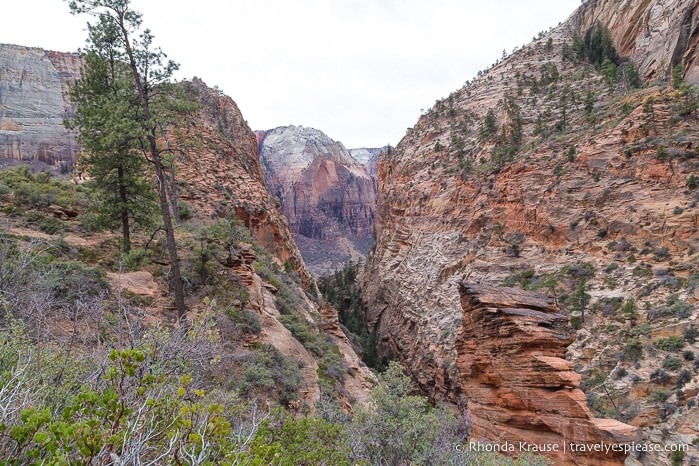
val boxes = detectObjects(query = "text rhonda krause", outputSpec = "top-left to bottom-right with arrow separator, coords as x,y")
463,441 -> 689,455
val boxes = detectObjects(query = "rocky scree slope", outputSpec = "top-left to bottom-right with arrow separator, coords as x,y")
258,126 -> 377,276
362,0 -> 699,464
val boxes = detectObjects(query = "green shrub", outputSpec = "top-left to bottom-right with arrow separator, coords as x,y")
676,369 -> 692,388
605,262 -> 619,273
118,248 -> 151,272
625,340 -> 643,361
671,449 -> 685,466
226,307 -> 261,335
277,313 -> 315,346
657,336 -> 685,352
23,212 -> 65,235
648,389 -> 669,402
241,345 -> 304,405
663,357 -> 682,371
654,246 -> 671,261
249,414 -> 351,465
43,260 -> 108,306
570,316 -> 582,330
177,200 -> 195,221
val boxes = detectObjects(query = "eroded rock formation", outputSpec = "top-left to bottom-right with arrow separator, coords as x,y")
258,126 -> 377,275
175,80 -> 314,289
458,282 -> 639,465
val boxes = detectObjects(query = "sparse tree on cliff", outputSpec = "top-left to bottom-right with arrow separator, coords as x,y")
68,0 -> 197,321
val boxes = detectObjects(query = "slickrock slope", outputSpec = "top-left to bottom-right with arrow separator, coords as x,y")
458,283 -> 639,465
0,44 -> 81,169
258,126 -> 377,275
363,0 -> 699,464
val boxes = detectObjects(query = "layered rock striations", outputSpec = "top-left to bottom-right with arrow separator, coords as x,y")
0,44 -> 81,169
458,283 -> 639,465
570,0 -> 699,82
362,0 -> 699,463
258,126 -> 377,275
175,80 -> 313,289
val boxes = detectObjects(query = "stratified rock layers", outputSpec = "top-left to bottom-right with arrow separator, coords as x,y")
0,44 -> 82,168
361,1 -> 698,464
458,283 -> 639,465
258,126 -> 377,275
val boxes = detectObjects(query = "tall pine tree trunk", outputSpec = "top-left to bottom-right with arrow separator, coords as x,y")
119,21 -> 187,322
150,132 -> 187,320
117,165 -> 131,253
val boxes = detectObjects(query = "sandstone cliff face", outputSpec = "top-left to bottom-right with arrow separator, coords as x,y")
362,0 -> 699,464
0,44 -> 81,169
458,283 -> 639,465
176,81 -> 313,289
258,126 -> 377,275
349,147 -> 382,178
570,0 -> 698,82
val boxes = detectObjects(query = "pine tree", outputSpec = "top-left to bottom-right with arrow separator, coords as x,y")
69,0 -> 198,321
67,28 -> 158,253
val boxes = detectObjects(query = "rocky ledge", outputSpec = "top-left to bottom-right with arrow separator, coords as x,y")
457,282 -> 640,465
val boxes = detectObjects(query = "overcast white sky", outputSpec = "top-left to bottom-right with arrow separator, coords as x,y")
4,0 -> 581,148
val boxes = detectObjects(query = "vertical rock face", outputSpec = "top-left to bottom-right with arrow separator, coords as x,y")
570,0 -> 698,82
349,147 -> 383,178
0,44 -> 81,169
361,0 -> 699,463
458,282 -> 639,465
258,126 -> 377,275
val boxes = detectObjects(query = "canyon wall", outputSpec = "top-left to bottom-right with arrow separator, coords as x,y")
570,0 -> 698,82
258,126 -> 377,275
0,45 -> 375,406
362,0 -> 699,463
0,44 -> 81,169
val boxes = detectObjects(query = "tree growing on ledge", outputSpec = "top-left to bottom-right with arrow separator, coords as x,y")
68,0 -> 197,321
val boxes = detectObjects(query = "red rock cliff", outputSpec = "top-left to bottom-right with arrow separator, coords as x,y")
458,283 -> 639,465
362,0 -> 699,464
258,126 -> 377,276
175,81 -> 314,289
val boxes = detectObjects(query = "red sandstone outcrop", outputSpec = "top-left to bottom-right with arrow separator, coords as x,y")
458,282 -> 639,465
258,126 -> 377,275
176,80 -> 314,289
